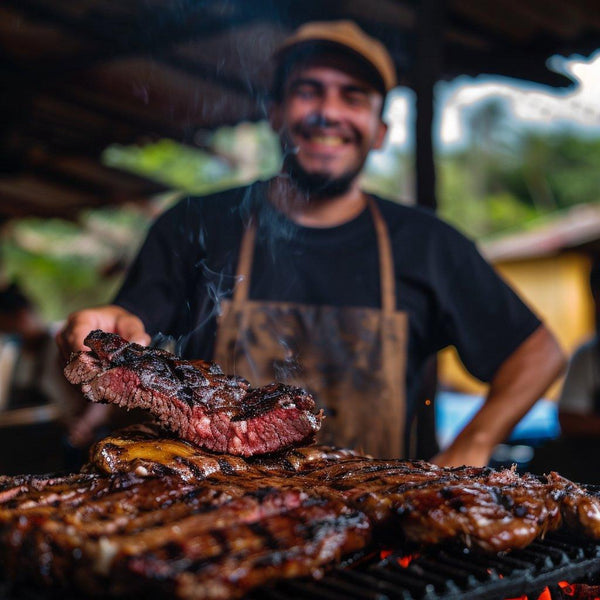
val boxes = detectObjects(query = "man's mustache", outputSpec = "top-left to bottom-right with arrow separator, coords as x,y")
291,113 -> 360,143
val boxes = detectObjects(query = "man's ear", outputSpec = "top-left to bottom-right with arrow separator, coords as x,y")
372,121 -> 388,151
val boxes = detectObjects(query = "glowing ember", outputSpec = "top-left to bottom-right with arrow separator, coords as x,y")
559,581 -> 577,596
379,550 -> 419,567
504,588 -> 550,600
537,588 -> 552,600
487,567 -> 504,578
397,554 -> 419,568
502,584 -> 600,600
554,582 -> 600,599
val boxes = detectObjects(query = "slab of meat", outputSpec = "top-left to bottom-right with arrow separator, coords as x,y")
64,330 -> 323,456
88,426 -> 600,552
2,428 -> 600,599
0,473 -> 370,598
88,423 -> 361,482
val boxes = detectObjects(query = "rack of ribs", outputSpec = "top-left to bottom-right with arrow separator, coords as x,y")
1,425 -> 600,599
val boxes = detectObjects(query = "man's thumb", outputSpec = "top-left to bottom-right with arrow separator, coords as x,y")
116,316 -> 150,346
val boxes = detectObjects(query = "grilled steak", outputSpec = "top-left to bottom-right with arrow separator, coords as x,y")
2,430 -> 600,599
121,500 -> 369,600
9,343 -> 600,600
88,426 -> 600,552
89,423 -> 361,481
0,472 -> 370,598
64,330 -> 324,456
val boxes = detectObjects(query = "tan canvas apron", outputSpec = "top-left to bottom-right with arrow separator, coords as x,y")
214,198 -> 408,458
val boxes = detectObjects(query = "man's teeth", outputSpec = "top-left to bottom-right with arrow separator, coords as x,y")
310,135 -> 344,146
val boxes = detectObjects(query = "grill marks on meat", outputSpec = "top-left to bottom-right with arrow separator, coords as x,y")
0,474 -> 370,598
64,331 -> 323,456
3,429 -> 600,598
125,502 -> 369,600
88,427 -> 600,552
88,424 -> 361,482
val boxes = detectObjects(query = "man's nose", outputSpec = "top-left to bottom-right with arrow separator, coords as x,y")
317,90 -> 344,122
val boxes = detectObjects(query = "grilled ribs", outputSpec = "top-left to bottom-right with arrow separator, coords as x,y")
0,472 -> 370,598
89,425 -> 600,551
2,426 -> 600,599
64,330 -> 324,456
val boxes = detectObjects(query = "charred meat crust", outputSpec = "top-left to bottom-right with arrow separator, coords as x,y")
64,330 -> 324,456
1,428 -> 600,599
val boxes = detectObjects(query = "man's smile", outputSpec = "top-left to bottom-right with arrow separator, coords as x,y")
307,135 -> 344,146
294,124 -> 359,157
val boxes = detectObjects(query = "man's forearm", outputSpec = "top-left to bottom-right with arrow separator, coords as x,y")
433,325 -> 566,467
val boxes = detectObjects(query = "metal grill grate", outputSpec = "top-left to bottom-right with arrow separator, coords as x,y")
250,531 -> 600,600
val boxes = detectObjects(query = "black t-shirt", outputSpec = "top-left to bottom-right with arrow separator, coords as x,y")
115,180 -> 541,420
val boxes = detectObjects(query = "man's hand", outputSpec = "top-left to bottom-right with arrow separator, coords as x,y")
430,324 -> 566,468
56,304 -> 151,362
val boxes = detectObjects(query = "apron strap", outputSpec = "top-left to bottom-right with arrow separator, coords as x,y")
366,197 -> 397,315
233,197 -> 396,313
232,217 -> 257,306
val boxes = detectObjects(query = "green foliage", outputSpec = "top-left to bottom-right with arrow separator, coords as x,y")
1,208 -> 153,323
102,121 -> 281,195
103,139 -> 234,194
437,101 -> 600,240
2,240 -> 121,323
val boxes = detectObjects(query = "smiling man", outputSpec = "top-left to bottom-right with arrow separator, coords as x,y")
57,21 -> 565,465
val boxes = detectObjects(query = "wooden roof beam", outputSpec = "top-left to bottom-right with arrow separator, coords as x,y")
443,36 -> 599,87
2,0 -> 281,77
20,151 -> 167,199
0,177 -> 110,219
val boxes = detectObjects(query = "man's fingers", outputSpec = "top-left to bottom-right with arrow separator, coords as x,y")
56,306 -> 149,361
115,315 -> 151,347
56,321 -> 93,361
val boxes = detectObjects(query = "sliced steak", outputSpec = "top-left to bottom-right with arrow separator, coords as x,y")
64,330 -> 323,456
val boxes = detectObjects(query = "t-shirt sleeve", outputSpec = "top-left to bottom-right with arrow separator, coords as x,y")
434,231 -> 541,382
113,199 -> 203,336
559,341 -> 598,414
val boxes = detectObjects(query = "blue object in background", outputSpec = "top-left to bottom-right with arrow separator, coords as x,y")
435,391 -> 561,450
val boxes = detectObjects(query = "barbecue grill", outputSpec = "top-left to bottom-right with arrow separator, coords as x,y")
249,531 -> 600,600
1,531 -> 597,600
2,477 -> 599,600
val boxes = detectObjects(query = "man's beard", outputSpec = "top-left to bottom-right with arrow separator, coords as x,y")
281,152 -> 362,198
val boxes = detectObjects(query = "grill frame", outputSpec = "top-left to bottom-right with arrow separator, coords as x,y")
251,531 -> 600,600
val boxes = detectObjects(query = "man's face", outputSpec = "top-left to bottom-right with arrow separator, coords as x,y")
271,60 -> 387,194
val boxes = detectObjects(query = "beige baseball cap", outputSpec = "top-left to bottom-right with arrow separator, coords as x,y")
275,20 -> 397,93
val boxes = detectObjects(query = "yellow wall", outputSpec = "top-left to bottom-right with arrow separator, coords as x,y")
438,252 -> 595,400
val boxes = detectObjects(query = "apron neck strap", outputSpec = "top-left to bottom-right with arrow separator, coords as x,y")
233,197 -> 397,313
232,215 -> 257,305
367,197 -> 396,314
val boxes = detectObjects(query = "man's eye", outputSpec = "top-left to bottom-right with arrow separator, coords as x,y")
345,93 -> 369,106
293,86 -> 318,99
